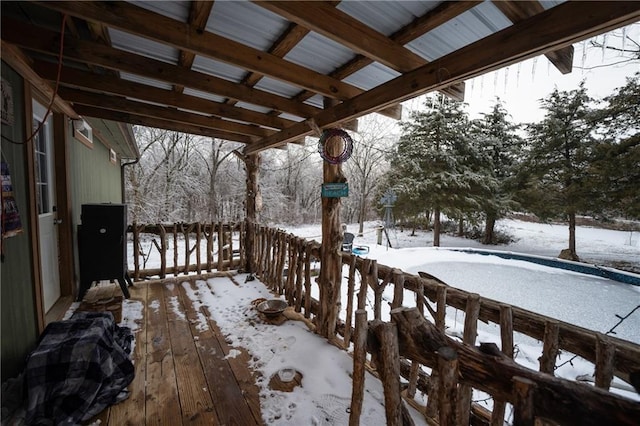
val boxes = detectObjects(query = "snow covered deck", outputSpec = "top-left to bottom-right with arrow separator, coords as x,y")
77,277 -> 263,425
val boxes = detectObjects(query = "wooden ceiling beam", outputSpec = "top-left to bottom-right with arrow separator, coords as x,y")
1,18 -> 320,119
492,0 -> 574,74
57,86 -> 274,138
32,60 -> 296,130
73,105 -> 257,144
34,1 -> 363,101
175,1 -> 214,93
256,1 -> 427,73
246,1 -> 640,154
290,1 -> 480,109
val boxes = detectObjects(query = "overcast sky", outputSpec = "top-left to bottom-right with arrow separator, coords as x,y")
400,23 -> 640,125
463,23 -> 640,124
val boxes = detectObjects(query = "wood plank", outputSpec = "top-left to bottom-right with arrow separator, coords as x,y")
35,62 -> 295,130
56,87 -> 275,138
108,283 -> 147,425
257,1 -> 426,73
492,0 -> 574,74
145,282 -> 182,424
71,105 -> 256,145
290,1 -> 480,107
1,19 -> 320,119
179,280 -> 261,425
163,280 -> 218,424
245,1 -> 640,153
34,1 -> 363,100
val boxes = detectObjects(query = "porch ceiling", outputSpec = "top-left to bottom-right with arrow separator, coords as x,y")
2,1 -> 639,154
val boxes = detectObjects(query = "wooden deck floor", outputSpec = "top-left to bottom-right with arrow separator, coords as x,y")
79,277 -> 263,425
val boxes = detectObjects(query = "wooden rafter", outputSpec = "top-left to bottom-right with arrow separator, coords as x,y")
175,1 -> 214,93
256,1 -> 427,73
492,0 -> 574,74
32,60 -> 296,130
57,87 -> 276,139
1,18 -> 321,119
73,105 -> 257,144
289,1 -> 481,108
33,1 -> 364,100
245,1 -> 640,154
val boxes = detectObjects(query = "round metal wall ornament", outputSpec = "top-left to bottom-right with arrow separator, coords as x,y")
317,128 -> 353,164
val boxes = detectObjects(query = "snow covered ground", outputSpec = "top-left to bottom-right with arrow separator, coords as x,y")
117,218 -> 639,424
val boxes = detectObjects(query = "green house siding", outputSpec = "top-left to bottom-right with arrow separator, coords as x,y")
1,62 -> 39,380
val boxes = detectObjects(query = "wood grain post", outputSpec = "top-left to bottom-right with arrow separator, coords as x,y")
344,254 -> 358,347
457,293 -> 480,425
304,244 -> 312,318
539,320 -> 560,375
195,222 -> 202,275
435,284 -> 447,331
132,223 -> 141,281
437,346 -> 459,426
349,309 -> 368,426
513,376 -> 536,426
492,304 -> 513,426
595,333 -> 615,390
375,321 -> 403,426
159,224 -> 167,279
243,153 -> 260,274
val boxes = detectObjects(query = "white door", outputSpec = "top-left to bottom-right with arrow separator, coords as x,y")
33,100 -> 60,313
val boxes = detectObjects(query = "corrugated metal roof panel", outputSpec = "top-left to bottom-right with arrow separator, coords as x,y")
284,32 -> 355,75
337,1 -> 440,36
303,95 -> 324,109
343,63 -> 401,91
277,112 -> 305,123
130,0 -> 190,22
233,102 -> 272,115
191,55 -> 246,83
254,76 -> 302,99
207,1 -> 290,51
406,2 -> 510,61
182,88 -> 226,104
109,28 -> 179,64
119,72 -> 172,90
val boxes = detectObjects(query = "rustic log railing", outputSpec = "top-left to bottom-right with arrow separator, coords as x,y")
245,224 -> 640,425
128,222 -> 245,280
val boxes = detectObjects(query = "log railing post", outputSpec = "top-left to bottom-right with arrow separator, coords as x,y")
492,304 -> 514,425
457,293 -> 480,425
539,320 -> 560,374
344,255 -> 358,348
437,346 -> 459,426
595,333 -> 615,390
349,309 -> 368,426
304,244 -> 313,318
375,321 -> 403,426
513,376 -> 536,426
132,223 -> 141,281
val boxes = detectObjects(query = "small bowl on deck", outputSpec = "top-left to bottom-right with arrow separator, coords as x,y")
256,299 -> 288,318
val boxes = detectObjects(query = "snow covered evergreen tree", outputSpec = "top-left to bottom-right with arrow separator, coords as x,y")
519,83 -> 596,260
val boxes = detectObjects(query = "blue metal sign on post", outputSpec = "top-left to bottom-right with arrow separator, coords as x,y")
322,182 -> 349,198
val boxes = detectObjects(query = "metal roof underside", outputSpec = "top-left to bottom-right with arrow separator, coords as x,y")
2,1 -> 639,155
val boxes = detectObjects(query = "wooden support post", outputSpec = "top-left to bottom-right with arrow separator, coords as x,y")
295,240 -> 304,309
595,333 -> 615,390
513,376 -> 536,426
243,153 -> 261,274
173,224 -> 179,276
183,223 -> 191,275
349,309 -> 368,426
437,346 -> 459,426
217,221 -> 224,272
539,320 -> 560,374
196,222 -> 202,275
358,259 -> 371,310
492,304 -> 514,426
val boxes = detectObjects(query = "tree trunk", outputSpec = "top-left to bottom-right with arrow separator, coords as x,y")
484,213 -> 496,245
457,217 -> 464,237
568,211 -> 577,257
433,208 -> 441,247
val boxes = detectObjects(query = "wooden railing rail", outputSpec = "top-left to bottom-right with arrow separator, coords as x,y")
127,222 -> 245,280
248,224 -> 640,425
